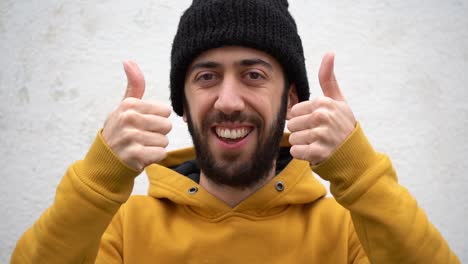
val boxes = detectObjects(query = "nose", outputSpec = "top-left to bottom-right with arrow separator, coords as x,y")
213,76 -> 245,114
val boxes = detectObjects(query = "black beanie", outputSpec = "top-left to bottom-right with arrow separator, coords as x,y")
170,0 -> 309,116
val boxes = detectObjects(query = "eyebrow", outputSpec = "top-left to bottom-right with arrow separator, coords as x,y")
239,58 -> 273,70
188,58 -> 273,75
188,61 -> 221,75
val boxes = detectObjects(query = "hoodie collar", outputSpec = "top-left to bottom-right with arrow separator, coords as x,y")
145,134 -> 327,219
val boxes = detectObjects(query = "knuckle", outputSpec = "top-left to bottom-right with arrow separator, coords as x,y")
306,145 -> 323,164
134,147 -> 148,165
317,96 -> 333,107
288,132 -> 298,145
305,113 -> 316,125
160,119 -> 172,134
314,127 -> 332,146
301,104 -> 313,116
121,128 -> 139,144
152,103 -> 172,118
304,146 -> 317,162
289,145 -> 301,159
120,148 -> 143,171
150,147 -> 167,163
120,110 -> 139,125
158,149 -> 168,160
313,127 -> 325,140
160,135 -> 169,148
126,145 -> 141,159
312,109 -> 329,123
287,119 -> 297,132
121,97 -> 139,110
161,105 -> 172,118
307,129 -> 317,142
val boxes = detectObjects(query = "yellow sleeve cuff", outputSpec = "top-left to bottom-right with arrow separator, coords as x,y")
73,130 -> 140,203
312,123 -> 387,201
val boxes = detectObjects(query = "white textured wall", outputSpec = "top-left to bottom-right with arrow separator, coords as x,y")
1,0 -> 467,262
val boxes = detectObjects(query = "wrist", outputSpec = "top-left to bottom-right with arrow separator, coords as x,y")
73,130 -> 140,203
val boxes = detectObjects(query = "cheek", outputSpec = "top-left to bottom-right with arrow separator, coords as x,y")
185,90 -> 217,120
246,92 -> 281,122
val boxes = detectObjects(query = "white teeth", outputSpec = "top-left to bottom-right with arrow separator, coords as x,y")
216,127 -> 249,139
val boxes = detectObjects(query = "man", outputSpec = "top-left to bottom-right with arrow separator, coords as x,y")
11,0 -> 459,263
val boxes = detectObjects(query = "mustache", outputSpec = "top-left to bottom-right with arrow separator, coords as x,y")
203,111 -> 262,128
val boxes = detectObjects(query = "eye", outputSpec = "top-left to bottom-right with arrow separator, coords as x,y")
195,72 -> 218,82
245,71 -> 265,80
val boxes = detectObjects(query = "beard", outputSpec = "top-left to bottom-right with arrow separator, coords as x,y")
185,88 -> 289,190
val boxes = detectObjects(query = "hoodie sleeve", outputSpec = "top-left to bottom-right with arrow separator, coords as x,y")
313,123 -> 460,264
10,131 -> 138,264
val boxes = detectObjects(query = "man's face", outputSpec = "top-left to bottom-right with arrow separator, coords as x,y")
183,46 -> 297,189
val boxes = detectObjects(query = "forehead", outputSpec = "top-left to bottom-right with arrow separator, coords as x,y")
189,46 -> 282,70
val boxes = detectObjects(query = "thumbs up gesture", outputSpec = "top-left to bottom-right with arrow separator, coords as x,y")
102,61 -> 172,172
287,53 -> 356,165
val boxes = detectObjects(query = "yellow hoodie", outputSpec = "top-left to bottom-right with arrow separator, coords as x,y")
11,124 -> 460,263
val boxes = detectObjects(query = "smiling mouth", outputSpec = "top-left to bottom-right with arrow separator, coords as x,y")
214,127 -> 252,142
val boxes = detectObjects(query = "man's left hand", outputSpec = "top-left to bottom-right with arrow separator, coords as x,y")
288,53 -> 357,165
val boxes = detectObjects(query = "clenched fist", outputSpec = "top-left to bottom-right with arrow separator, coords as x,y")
102,61 -> 172,172
288,53 -> 356,165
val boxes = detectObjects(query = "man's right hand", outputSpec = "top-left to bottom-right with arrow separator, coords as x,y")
102,61 -> 172,172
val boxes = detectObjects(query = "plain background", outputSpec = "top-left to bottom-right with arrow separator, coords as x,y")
1,0 -> 467,262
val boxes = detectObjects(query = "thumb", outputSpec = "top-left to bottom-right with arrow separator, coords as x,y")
123,60 -> 145,99
318,53 -> 345,101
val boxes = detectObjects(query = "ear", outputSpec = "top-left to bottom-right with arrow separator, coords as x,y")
182,107 -> 188,123
286,83 -> 299,120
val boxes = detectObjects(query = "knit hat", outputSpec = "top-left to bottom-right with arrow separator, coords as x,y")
170,0 -> 309,116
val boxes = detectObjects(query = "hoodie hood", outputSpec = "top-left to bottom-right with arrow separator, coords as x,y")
145,134 -> 327,219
